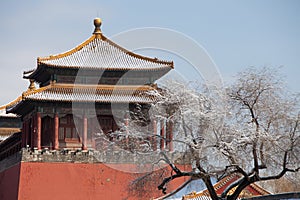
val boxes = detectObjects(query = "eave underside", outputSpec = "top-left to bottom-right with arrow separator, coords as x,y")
25,65 -> 171,85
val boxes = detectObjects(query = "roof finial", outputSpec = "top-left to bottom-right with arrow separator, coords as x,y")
93,18 -> 102,35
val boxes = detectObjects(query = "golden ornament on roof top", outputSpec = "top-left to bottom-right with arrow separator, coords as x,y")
93,18 -> 102,34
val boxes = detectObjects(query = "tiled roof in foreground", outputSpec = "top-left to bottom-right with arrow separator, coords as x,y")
7,83 -> 157,112
182,174 -> 271,200
0,128 -> 21,141
35,18 -> 173,71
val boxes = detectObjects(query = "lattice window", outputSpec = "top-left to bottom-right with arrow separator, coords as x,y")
58,115 -> 80,141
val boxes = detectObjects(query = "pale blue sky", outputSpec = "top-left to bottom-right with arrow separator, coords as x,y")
0,0 -> 299,105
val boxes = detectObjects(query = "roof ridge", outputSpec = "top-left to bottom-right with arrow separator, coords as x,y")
37,35 -> 96,62
0,96 -> 23,111
101,34 -> 174,66
22,84 -> 52,98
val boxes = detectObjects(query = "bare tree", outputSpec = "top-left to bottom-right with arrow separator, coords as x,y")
152,67 -> 300,200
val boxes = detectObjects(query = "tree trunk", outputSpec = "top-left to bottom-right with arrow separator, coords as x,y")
203,176 -> 219,200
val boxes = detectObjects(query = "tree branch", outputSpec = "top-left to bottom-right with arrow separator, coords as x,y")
157,172 -> 196,194
227,175 -> 256,200
259,150 -> 299,181
221,176 -> 247,198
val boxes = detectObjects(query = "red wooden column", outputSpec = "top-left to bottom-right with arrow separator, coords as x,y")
124,115 -> 129,147
26,120 -> 30,147
24,120 -> 28,147
82,115 -> 88,150
167,120 -> 174,152
36,112 -> 41,150
90,118 -> 95,149
166,122 -> 170,150
152,119 -> 157,151
53,113 -> 59,150
160,119 -> 165,151
31,118 -> 34,148
22,121 -> 26,147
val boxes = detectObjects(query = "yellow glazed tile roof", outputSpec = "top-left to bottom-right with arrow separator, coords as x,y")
36,19 -> 173,71
6,83 -> 158,112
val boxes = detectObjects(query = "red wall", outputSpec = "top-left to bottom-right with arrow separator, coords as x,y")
0,163 -> 20,200
17,162 -> 190,200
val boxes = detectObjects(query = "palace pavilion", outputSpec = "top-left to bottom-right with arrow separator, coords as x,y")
0,18 -> 188,200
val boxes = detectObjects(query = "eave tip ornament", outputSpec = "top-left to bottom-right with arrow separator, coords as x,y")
93,17 -> 102,35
